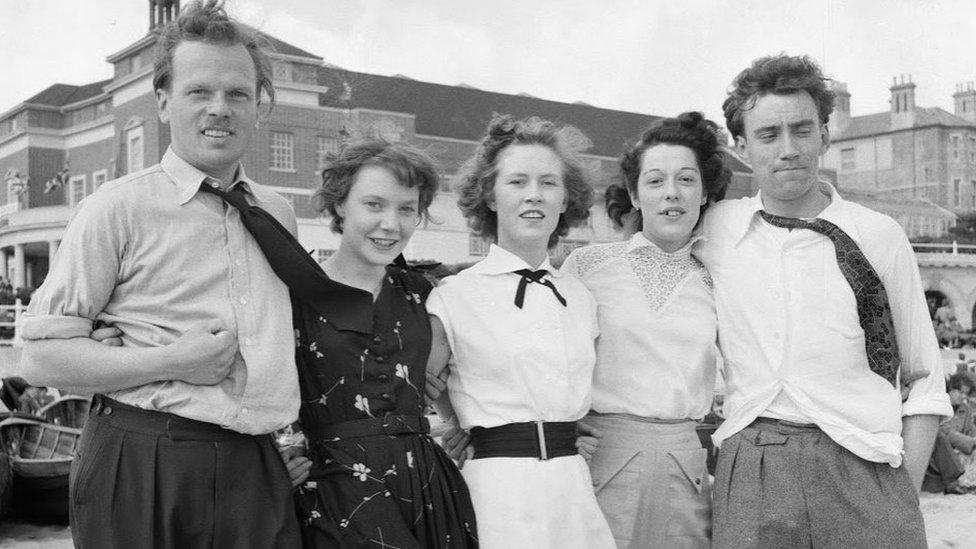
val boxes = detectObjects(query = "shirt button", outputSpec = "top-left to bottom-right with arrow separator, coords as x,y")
103,406 -> 113,416
239,297 -> 247,305
241,407 -> 249,415
210,180 -> 220,189
375,356 -> 385,364
244,337 -> 253,346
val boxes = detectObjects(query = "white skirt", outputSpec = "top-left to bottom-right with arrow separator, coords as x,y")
462,454 -> 615,549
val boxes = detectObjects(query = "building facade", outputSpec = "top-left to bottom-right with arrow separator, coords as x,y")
0,2 -> 755,290
822,76 -> 976,238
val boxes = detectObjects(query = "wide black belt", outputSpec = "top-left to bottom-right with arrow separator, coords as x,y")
309,414 -> 429,441
470,421 -> 577,460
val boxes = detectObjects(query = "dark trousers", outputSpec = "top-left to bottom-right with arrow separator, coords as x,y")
70,396 -> 300,549
713,419 -> 926,549
922,431 -> 964,492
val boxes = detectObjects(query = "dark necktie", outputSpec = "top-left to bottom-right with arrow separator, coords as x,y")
759,210 -> 901,385
197,181 -> 376,331
513,269 -> 567,309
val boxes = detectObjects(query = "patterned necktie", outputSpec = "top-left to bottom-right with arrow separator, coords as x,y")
759,210 -> 900,385
198,181 -> 375,331
513,269 -> 567,309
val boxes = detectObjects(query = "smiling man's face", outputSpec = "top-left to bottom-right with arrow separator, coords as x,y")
736,90 -> 830,217
156,40 -> 258,184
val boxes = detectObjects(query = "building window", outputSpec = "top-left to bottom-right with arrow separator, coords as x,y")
316,249 -> 335,264
316,136 -> 339,171
126,126 -> 144,173
972,180 -> 976,208
270,132 -> 295,171
840,148 -> 855,171
955,179 -> 962,207
92,169 -> 108,191
953,135 -> 961,161
970,137 -> 976,163
69,175 -> 87,206
469,234 -> 491,257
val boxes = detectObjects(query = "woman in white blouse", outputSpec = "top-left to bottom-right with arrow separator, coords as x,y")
560,112 -> 729,548
425,114 -> 615,549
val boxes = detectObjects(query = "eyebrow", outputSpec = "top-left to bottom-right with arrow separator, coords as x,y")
640,166 -> 701,174
753,119 -> 816,135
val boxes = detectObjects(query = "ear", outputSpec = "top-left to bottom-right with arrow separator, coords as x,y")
486,192 -> 497,212
734,135 -> 747,157
560,195 -> 568,214
335,201 -> 346,219
156,88 -> 170,124
629,188 -> 640,211
819,123 -> 830,155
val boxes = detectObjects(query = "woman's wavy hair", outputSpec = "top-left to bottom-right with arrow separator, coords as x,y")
315,139 -> 440,233
456,114 -> 594,249
618,111 -> 730,230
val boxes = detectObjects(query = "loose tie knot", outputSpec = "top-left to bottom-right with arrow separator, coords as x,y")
759,209 -> 901,386
513,269 -> 567,309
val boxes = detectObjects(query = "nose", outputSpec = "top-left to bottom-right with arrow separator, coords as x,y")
663,177 -> 680,200
778,133 -> 800,160
206,92 -> 231,118
378,208 -> 398,231
525,180 -> 543,203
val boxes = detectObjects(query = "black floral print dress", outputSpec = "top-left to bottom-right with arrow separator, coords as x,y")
293,265 -> 478,549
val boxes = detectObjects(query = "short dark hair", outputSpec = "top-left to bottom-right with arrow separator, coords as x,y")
948,372 -> 976,396
723,53 -> 835,140
315,139 -> 440,234
618,112 -> 730,230
152,0 -> 275,106
456,114 -> 594,249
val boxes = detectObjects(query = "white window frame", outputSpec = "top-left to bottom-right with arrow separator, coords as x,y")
469,234 -> 490,257
68,175 -> 87,206
92,169 -> 108,192
270,131 -> 295,172
316,136 -> 339,171
126,126 -> 144,173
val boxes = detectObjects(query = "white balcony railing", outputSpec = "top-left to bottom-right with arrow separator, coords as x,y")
912,242 -> 976,255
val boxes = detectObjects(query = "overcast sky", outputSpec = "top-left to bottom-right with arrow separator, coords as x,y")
2,0 -> 975,133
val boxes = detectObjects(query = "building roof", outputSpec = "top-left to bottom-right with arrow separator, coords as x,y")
24,79 -> 111,108
316,67 -> 659,158
260,31 -> 322,61
835,107 -> 976,140
841,188 -> 958,219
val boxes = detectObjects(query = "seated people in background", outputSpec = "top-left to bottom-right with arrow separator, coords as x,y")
941,372 -> 976,489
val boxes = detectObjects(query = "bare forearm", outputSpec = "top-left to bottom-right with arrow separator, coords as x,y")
901,414 -> 940,491
19,338 -> 175,394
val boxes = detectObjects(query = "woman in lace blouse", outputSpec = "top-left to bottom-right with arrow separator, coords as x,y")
561,112 -> 729,548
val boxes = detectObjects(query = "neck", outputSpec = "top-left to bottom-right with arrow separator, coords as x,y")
497,237 -> 549,269
641,230 -> 690,253
762,188 -> 831,218
325,247 -> 386,295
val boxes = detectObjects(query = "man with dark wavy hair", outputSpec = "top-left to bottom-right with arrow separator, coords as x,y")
19,1 -> 302,546
697,54 -> 951,547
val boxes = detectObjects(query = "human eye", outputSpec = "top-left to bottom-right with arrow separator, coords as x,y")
230,89 -> 251,101
795,126 -> 813,137
187,87 -> 208,97
364,200 -> 383,210
399,204 -> 417,215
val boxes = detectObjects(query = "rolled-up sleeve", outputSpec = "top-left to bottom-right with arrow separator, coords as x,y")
881,224 -> 953,418
19,194 -> 125,340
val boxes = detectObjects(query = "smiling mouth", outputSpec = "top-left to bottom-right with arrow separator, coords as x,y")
519,210 -> 545,220
660,208 -> 686,217
202,129 -> 233,138
369,237 -> 398,249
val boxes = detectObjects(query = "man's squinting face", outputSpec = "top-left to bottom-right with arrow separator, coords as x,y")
156,41 -> 259,184
736,91 -> 829,216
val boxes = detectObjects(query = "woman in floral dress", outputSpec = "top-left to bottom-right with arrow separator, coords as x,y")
292,140 -> 477,548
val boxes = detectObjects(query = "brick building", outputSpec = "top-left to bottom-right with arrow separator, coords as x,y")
0,1 -> 753,290
822,76 -> 976,238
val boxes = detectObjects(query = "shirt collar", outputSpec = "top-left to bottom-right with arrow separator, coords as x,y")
626,231 -> 703,257
160,147 -> 257,205
730,181 -> 860,245
470,244 -> 562,277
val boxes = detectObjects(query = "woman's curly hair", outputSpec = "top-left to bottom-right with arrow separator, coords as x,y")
315,139 -> 440,233
456,114 -> 595,249
618,112 -> 730,230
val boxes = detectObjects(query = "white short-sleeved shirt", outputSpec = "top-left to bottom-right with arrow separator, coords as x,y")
562,233 -> 717,420
426,244 -> 599,430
